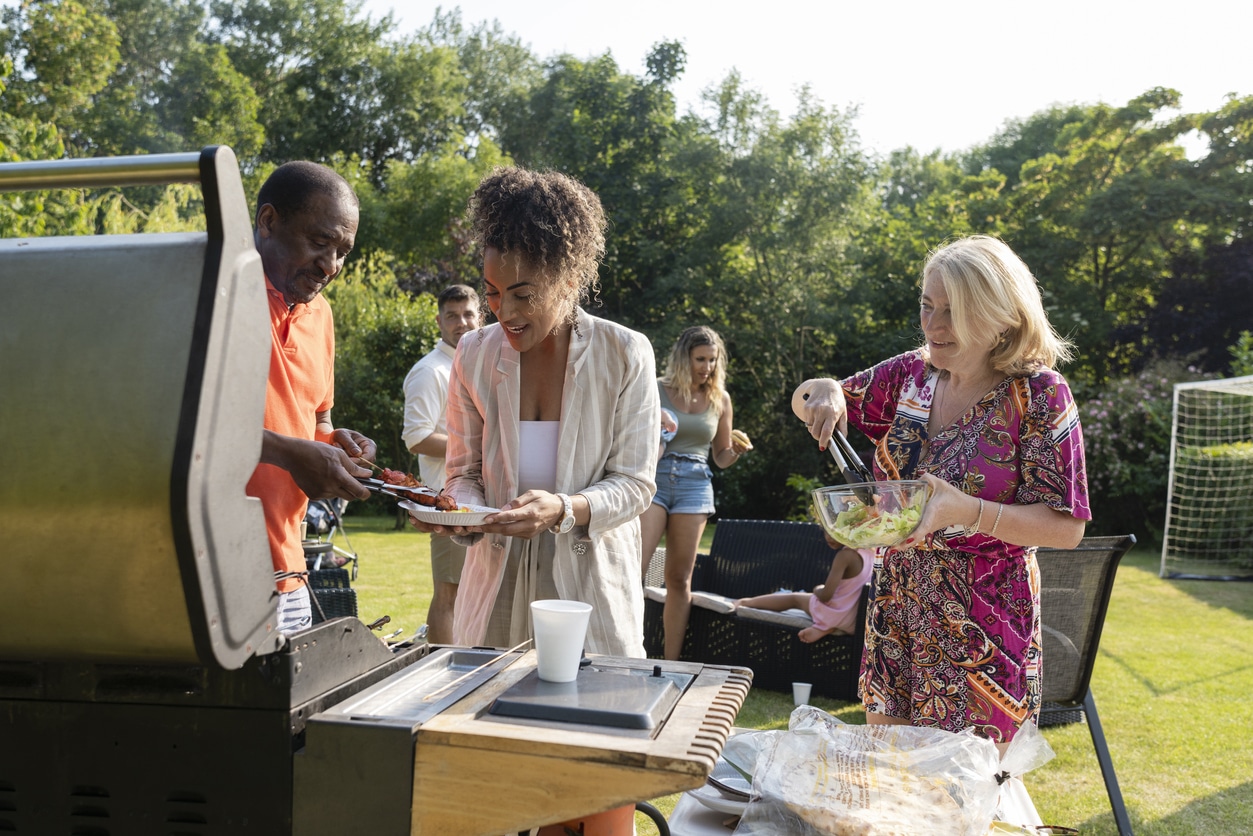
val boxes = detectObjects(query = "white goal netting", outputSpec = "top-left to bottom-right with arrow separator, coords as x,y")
1161,375 -> 1253,579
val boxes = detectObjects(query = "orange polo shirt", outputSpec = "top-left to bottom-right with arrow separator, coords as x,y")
246,277 -> 336,592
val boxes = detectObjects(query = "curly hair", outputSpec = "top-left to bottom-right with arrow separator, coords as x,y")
660,325 -> 728,417
469,167 -> 606,315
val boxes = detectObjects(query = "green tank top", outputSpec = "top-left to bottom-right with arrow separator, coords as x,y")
659,382 -> 719,458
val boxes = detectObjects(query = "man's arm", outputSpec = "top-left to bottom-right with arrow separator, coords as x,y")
410,431 -> 447,457
401,361 -> 447,456
261,410 -> 374,501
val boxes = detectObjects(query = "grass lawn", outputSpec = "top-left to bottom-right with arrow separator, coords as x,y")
336,514 -> 1253,835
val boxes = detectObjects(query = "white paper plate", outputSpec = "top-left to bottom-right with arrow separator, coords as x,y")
398,499 -> 498,526
686,782 -> 749,817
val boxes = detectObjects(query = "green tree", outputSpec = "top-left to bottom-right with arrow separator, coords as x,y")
1230,332 -> 1253,377
689,82 -> 879,517
152,41 -> 264,157
323,253 -> 440,477
359,141 -> 507,296
854,147 -> 1009,375
0,57 -> 100,236
2,0 -> 265,160
212,0 -> 473,177
416,8 -> 541,144
494,42 -> 725,328
0,0 -> 120,131
994,88 -> 1203,383
1192,93 -> 1253,238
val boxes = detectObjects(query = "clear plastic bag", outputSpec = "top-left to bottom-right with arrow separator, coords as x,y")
730,707 -> 1053,836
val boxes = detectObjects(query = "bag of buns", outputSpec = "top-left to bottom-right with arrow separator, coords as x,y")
733,706 -> 1005,836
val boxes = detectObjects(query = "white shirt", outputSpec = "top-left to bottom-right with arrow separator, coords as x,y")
401,340 -> 456,489
518,421 -> 560,493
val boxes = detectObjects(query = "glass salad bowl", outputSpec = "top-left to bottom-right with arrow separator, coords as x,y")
811,480 -> 929,549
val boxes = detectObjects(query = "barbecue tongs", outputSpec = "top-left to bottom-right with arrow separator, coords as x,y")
356,476 -> 439,502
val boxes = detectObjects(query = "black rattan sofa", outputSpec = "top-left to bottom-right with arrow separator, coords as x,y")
643,519 -> 868,702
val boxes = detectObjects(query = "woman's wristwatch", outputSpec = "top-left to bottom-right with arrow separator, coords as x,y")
550,493 -> 575,534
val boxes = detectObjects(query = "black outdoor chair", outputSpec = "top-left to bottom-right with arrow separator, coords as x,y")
1036,533 -> 1137,836
307,567 -> 359,624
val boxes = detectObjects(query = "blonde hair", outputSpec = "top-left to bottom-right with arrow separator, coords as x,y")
922,235 -> 1074,374
661,326 -> 728,415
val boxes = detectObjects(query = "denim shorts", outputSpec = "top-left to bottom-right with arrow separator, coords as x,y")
652,453 -> 716,515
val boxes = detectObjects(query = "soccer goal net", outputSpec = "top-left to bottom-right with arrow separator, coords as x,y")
1161,374 -> 1253,579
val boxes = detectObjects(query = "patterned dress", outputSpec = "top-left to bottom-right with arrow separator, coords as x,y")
843,350 -> 1090,743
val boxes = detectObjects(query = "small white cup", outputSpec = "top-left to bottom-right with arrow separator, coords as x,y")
530,600 -> 593,683
793,681 -> 813,706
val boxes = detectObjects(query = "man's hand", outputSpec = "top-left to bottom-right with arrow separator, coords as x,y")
261,430 -> 372,501
330,427 -> 377,465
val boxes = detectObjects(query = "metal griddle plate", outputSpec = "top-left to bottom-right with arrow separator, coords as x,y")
489,664 -> 693,729
314,647 -> 520,728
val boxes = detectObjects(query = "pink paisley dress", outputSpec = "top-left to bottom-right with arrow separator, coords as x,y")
843,349 -> 1090,743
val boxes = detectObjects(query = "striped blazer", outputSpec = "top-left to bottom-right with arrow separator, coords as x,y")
445,307 -> 659,657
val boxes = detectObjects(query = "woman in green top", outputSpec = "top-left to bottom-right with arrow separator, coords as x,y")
641,326 -> 751,660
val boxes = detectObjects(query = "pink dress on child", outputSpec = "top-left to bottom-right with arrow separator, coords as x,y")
807,548 -> 875,634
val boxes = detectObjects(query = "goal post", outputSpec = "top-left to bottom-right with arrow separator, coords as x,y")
1161,374 -> 1253,579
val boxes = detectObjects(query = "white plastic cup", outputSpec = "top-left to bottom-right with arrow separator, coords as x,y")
793,681 -> 813,706
530,600 -> 593,683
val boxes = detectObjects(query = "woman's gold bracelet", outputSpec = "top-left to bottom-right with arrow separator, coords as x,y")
990,502 -> 1004,537
961,498 -> 984,537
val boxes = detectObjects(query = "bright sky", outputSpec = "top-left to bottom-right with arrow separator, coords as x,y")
363,0 -> 1250,157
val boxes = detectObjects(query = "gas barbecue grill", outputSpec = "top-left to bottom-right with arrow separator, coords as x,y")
0,148 -> 749,835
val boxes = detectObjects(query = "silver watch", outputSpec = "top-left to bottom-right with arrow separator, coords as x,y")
550,492 -> 575,534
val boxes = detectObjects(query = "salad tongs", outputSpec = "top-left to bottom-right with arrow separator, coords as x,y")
828,429 -> 877,504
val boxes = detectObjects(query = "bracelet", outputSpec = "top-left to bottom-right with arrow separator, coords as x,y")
962,498 -> 983,537
990,502 -> 1004,537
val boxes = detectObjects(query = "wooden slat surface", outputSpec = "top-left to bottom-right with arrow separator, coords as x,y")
409,651 -> 750,835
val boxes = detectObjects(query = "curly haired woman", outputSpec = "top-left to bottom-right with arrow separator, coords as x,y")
408,166 -> 658,658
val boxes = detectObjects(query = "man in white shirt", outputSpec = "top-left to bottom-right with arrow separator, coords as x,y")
401,284 -> 481,644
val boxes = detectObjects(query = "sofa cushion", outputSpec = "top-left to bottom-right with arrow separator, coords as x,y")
736,606 -> 812,629
643,586 -> 739,615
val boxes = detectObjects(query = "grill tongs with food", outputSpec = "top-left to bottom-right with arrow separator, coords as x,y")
357,467 -> 457,511
828,428 -> 877,505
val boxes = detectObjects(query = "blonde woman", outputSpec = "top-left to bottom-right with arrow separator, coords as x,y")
640,326 -> 750,660
794,235 -> 1090,750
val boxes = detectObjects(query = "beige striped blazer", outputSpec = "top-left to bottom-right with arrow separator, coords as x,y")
445,307 -> 659,657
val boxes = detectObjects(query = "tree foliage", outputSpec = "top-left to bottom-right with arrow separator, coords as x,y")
4,0 -> 1252,533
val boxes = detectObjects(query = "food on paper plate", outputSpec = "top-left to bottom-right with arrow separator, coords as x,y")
731,428 -> 754,450
379,467 -> 458,511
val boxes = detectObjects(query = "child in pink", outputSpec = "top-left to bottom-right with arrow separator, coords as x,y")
734,545 -> 874,642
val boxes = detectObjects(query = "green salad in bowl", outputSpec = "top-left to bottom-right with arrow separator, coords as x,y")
812,480 -> 929,549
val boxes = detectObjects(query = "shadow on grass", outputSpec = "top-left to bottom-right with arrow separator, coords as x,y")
1071,779 -> 1253,835
1151,779 -> 1253,834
